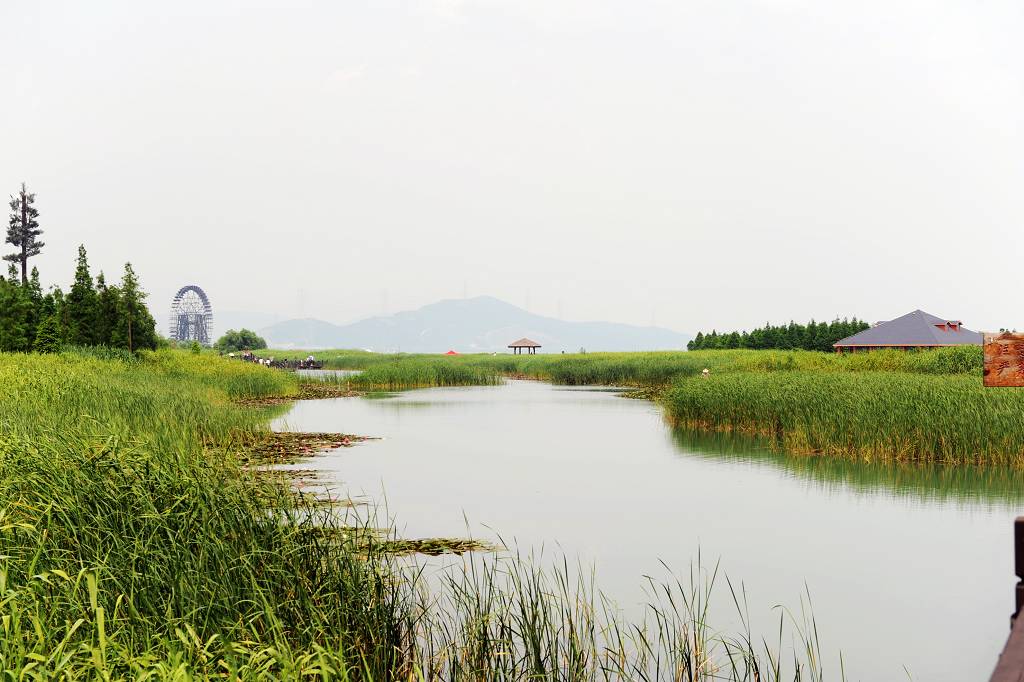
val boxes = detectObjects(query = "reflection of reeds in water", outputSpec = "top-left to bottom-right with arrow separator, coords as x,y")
671,427 -> 1024,508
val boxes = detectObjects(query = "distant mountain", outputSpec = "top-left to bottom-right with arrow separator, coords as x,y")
211,310 -> 286,341
259,296 -> 690,352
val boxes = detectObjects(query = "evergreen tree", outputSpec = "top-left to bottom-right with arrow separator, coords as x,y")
24,266 -> 44,347
94,272 -> 121,346
65,245 -> 99,346
0,278 -> 31,351
41,285 -> 71,345
33,313 -> 62,353
688,317 -> 870,352
5,183 -> 44,286
111,262 -> 157,352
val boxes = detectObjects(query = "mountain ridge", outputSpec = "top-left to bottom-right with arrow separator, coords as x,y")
258,296 -> 690,352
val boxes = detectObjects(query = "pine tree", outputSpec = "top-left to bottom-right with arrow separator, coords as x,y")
33,313 -> 62,353
5,183 -> 44,286
65,246 -> 100,346
94,272 -> 121,346
111,262 -> 157,352
24,266 -> 44,347
0,278 -> 31,351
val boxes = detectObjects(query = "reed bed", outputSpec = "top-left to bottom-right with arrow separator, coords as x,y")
0,349 -> 829,679
266,346 -> 982,387
663,371 -> 1024,465
344,357 -> 503,390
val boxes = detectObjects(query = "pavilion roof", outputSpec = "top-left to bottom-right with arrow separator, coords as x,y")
833,309 -> 982,347
508,337 -> 542,348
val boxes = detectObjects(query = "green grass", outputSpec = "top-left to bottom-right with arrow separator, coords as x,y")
265,346 -> 982,386
0,350 -> 412,678
663,371 -> 1024,465
0,348 -> 834,680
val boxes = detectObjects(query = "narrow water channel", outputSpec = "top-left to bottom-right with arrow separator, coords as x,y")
272,380 -> 1021,681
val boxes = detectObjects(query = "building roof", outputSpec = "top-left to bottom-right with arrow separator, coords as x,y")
508,337 -> 541,348
833,310 -> 983,347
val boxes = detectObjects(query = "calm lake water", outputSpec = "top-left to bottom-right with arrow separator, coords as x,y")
272,380 -> 1023,681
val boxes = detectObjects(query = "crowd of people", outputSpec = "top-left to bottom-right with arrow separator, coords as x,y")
227,351 -> 323,370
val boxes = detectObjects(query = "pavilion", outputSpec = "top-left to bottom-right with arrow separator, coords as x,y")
508,338 -> 541,355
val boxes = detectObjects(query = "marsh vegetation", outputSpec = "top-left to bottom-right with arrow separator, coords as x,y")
0,349 -> 836,679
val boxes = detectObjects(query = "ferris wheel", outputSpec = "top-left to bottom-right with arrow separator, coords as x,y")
168,285 -> 213,346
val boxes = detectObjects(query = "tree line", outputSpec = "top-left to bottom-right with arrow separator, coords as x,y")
687,318 -> 871,352
0,183 -> 158,353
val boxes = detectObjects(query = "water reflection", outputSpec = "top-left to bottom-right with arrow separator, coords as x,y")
672,428 -> 1024,508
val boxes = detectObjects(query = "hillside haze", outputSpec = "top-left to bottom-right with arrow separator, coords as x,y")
259,296 -> 689,353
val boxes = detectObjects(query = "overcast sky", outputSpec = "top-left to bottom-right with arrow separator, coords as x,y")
2,0 -> 1022,334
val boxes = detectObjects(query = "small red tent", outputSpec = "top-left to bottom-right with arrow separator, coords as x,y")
445,350 -> 459,355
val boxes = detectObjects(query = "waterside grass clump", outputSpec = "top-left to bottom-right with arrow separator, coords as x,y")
0,350 -> 414,678
267,346 -> 982,386
663,371 -> 1024,465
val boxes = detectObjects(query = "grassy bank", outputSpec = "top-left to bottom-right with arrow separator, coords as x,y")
269,346 -> 981,386
663,371 -> 1024,465
0,349 -> 417,678
0,349 -> 831,679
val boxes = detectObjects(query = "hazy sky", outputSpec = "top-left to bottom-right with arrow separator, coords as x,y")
2,0 -> 1022,334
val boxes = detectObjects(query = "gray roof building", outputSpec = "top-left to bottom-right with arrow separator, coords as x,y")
833,310 -> 982,350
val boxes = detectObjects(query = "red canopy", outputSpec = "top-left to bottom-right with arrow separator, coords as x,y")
445,350 -> 459,355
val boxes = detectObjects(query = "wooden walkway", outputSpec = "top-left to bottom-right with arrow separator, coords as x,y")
990,518 -> 1024,681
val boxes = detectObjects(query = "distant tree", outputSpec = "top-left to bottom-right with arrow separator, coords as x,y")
24,266 -> 43,346
111,262 -> 157,352
688,317 -> 869,352
94,272 -> 121,346
0,278 -> 31,351
190,340 -> 201,354
65,245 -> 99,346
33,314 -> 62,353
215,328 -> 267,353
4,183 -> 44,286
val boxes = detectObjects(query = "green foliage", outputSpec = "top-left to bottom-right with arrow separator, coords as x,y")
346,356 -> 503,390
663,371 -> 1024,465
64,244 -> 99,346
190,340 -> 202,354
0,278 -> 31,351
94,271 -> 119,344
110,262 -> 158,352
32,313 -> 61,353
4,182 -> 44,285
688,318 -> 870,351
0,230 -> 161,355
215,328 -> 268,353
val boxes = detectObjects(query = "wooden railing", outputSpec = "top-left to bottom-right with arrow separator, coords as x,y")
990,517 -> 1024,681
